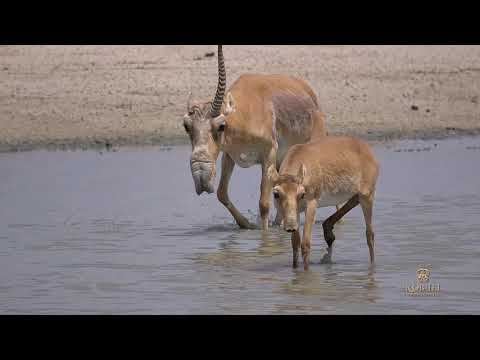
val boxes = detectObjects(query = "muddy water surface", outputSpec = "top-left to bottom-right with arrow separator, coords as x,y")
1,138 -> 479,314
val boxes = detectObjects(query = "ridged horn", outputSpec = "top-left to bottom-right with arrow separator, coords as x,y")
210,45 -> 226,118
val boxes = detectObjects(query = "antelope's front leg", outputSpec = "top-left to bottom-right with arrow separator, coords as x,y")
259,165 -> 273,231
217,153 -> 256,229
273,197 -> 284,227
302,199 -> 317,270
291,229 -> 301,268
259,148 -> 277,231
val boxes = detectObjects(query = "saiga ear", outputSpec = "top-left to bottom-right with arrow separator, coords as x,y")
297,163 -> 307,185
223,92 -> 236,116
267,165 -> 279,183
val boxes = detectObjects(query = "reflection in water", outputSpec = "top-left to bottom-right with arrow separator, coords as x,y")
272,267 -> 380,313
257,229 -> 291,257
279,264 -> 379,306
1,138 -> 480,314
194,225 -> 291,267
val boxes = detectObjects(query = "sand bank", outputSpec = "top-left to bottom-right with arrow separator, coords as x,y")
1,45 -> 480,152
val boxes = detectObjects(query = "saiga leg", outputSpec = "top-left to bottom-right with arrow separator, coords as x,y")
359,192 -> 376,264
217,153 -> 256,229
291,229 -> 301,269
259,149 -> 277,231
302,198 -> 317,270
321,194 -> 360,263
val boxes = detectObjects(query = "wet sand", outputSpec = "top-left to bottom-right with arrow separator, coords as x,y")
1,138 -> 480,314
1,45 -> 480,152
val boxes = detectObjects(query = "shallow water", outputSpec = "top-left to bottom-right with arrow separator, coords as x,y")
1,137 -> 480,314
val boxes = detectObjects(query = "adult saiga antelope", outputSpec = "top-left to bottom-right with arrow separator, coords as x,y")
267,136 -> 379,270
183,45 -> 327,230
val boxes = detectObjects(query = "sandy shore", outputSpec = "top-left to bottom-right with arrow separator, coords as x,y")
1,45 -> 480,152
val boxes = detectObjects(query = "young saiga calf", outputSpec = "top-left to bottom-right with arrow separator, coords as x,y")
267,137 -> 380,270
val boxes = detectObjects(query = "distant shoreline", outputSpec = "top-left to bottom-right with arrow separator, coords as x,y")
2,127 -> 480,153
2,45 -> 480,153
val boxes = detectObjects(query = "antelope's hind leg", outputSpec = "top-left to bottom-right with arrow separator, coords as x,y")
335,204 -> 345,224
217,153 -> 256,229
321,195 -> 360,263
359,192 -> 375,264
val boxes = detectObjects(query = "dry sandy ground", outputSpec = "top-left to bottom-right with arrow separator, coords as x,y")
1,45 -> 480,151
